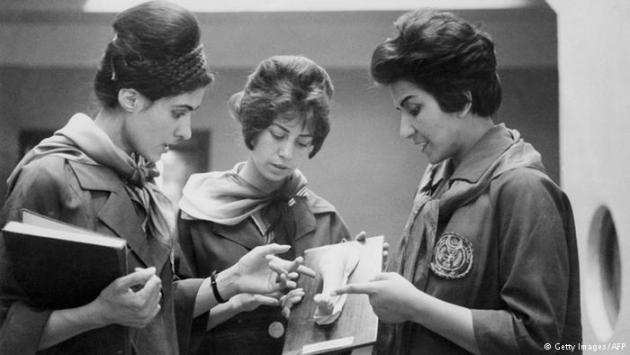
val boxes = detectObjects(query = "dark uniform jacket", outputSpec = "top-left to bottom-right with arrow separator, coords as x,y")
383,125 -> 582,355
178,189 -> 350,355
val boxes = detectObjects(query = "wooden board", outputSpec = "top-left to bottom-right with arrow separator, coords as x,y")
282,236 -> 383,355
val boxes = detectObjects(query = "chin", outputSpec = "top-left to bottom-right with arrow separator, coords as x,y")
140,152 -> 159,163
266,173 -> 288,182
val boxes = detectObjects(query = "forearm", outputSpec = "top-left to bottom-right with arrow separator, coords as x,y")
192,269 -> 240,318
408,291 -> 480,355
207,302 -> 240,330
39,304 -> 107,350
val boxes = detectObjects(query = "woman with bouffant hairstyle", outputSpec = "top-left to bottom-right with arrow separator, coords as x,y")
335,9 -> 581,355
0,3 -> 310,355
178,55 -> 351,355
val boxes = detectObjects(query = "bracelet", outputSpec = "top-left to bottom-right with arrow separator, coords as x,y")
210,270 -> 228,303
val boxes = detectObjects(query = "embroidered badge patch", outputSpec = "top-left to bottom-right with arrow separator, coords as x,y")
430,232 -> 473,279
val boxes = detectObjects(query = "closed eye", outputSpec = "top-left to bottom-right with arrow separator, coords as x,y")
296,139 -> 313,148
404,103 -> 422,117
172,109 -> 189,119
269,129 -> 286,140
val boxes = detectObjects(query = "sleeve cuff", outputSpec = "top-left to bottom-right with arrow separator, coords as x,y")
0,302 -> 51,355
472,308 -> 519,355
173,278 -> 207,355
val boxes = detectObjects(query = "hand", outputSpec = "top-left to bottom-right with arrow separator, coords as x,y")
332,272 -> 419,323
91,267 -> 162,328
230,293 -> 280,313
280,288 -> 305,319
228,244 -> 314,295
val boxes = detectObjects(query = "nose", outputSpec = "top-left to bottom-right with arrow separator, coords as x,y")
399,113 -> 416,139
175,115 -> 192,141
278,140 -> 294,160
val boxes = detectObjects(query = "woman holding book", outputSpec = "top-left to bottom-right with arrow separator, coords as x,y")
178,55 -> 352,354
0,2 -> 310,355
334,9 -> 582,355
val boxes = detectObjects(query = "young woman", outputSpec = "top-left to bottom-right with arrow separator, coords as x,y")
334,9 -> 582,355
0,2 -> 307,354
178,55 -> 352,354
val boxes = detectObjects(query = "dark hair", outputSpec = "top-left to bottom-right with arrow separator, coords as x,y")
228,55 -> 334,158
94,1 -> 213,108
370,9 -> 502,117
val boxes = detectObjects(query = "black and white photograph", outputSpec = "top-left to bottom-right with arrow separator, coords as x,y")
0,1 -> 628,354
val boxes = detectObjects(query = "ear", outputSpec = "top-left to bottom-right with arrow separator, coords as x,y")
457,91 -> 473,118
117,88 -> 145,113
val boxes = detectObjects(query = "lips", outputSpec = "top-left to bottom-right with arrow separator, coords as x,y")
270,162 -> 288,171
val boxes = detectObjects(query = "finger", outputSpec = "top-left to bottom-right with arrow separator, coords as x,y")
288,256 -> 304,271
152,303 -> 162,317
282,279 -> 297,289
354,231 -> 367,243
287,256 -> 305,277
286,272 -> 300,280
277,272 -> 297,289
282,289 -> 305,302
254,295 -> 281,306
286,288 -> 304,296
331,282 -> 374,295
296,265 -> 316,278
280,290 -> 304,303
117,267 -> 156,289
134,275 -> 162,300
281,307 -> 291,319
383,242 -> 390,252
257,243 -> 291,256
145,281 -> 163,308
268,255 -> 302,272
285,294 -> 304,305
268,260 -> 290,278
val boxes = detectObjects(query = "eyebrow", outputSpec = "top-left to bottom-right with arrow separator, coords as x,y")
173,104 -> 199,112
271,122 -> 313,137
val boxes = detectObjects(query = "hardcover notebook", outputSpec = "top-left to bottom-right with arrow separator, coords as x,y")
2,210 -> 128,309
2,210 -> 131,354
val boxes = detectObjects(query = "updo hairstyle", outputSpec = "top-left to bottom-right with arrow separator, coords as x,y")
94,0 -> 214,108
228,55 -> 334,159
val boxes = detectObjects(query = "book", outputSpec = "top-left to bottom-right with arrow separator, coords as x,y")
282,236 -> 383,355
2,209 -> 128,309
2,209 -> 131,354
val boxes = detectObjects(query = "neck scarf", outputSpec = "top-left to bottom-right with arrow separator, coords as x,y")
382,127 -> 545,354
179,162 -> 333,227
8,113 -> 174,244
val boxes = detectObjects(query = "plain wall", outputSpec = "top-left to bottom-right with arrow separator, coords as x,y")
548,1 -> 630,353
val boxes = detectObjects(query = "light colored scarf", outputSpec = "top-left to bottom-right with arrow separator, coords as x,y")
8,113 -> 174,244
179,162 -> 334,227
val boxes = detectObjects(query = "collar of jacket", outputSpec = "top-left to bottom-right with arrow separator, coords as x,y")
208,197 -> 318,250
68,160 -> 171,273
450,123 -> 516,184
